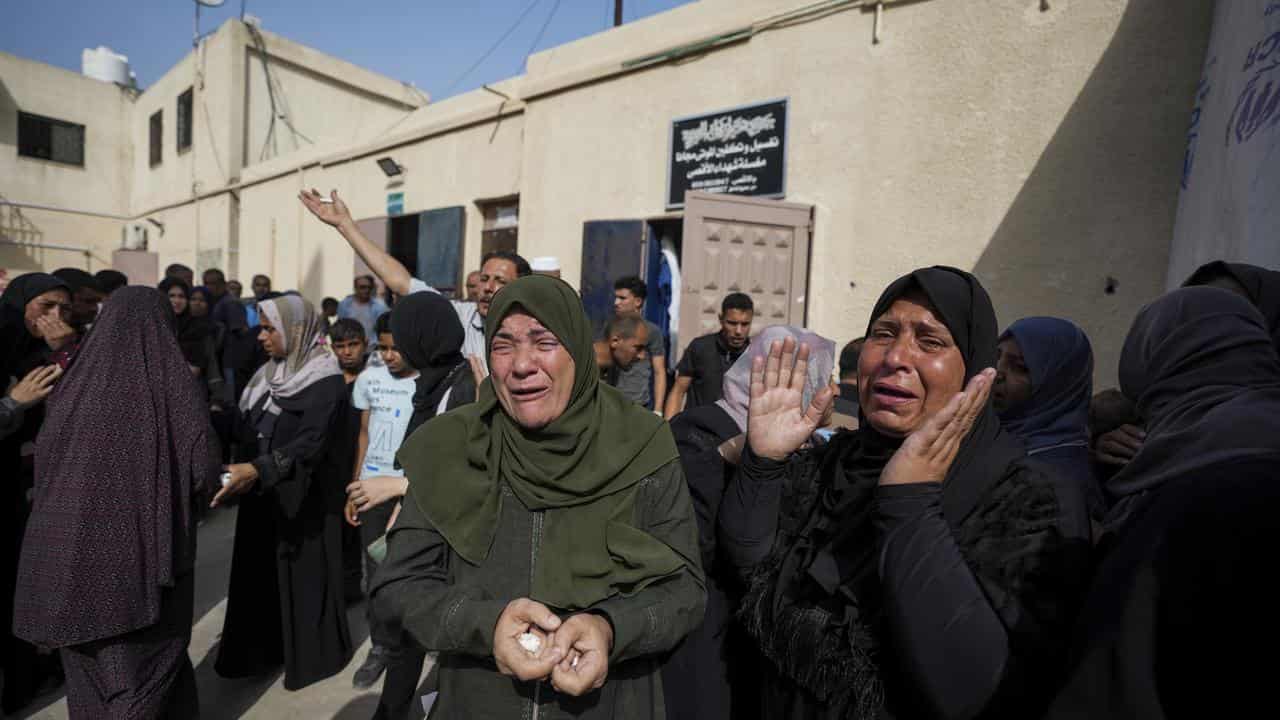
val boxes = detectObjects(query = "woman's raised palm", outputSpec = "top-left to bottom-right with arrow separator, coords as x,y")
747,337 -> 834,461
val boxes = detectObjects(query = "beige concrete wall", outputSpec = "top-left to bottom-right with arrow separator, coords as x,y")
136,193 -> 234,283
244,27 -> 423,169
0,52 -> 133,216
129,52 -> 201,216
0,53 -> 131,276
3,1 -> 1216,394
233,88 -> 525,302
2,18 -> 425,280
0,205 -> 120,275
517,0 -> 1212,387
129,23 -> 253,218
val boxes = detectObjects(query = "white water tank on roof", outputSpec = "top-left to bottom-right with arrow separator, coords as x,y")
82,46 -> 131,85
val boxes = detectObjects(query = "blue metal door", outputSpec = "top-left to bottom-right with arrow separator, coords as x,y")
580,220 -> 646,336
416,206 -> 465,296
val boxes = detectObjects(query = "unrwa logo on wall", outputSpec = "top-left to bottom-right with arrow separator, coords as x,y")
1227,30 -> 1280,147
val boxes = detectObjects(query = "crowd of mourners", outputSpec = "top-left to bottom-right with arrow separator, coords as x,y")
0,186 -> 1276,720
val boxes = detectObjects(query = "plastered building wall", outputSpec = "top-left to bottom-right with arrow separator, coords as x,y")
242,26 -> 423,170
515,0 -> 1213,387
5,2 -> 1217,390
2,18 -> 424,284
234,89 -> 526,301
0,51 -> 132,274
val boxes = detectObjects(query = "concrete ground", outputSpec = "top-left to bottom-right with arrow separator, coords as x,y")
15,507 -> 431,720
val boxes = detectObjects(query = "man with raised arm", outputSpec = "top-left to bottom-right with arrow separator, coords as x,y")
300,189 -> 531,373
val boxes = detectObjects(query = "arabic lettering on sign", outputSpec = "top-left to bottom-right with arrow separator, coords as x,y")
680,114 -> 777,150
667,99 -> 787,208
673,136 -> 782,164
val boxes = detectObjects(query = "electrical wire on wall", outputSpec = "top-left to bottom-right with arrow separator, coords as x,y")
246,21 -> 313,161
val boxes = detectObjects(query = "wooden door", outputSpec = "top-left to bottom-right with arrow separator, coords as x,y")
678,192 -> 812,358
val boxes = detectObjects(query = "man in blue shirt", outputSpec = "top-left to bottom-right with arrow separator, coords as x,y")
338,274 -> 389,347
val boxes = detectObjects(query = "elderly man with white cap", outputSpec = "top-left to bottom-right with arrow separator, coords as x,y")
530,256 -> 562,279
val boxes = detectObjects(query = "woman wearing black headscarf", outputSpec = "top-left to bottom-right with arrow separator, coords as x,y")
1184,260 -> 1280,350
160,277 -> 225,408
1046,286 -> 1280,719
13,287 -> 219,718
392,290 -> 477,436
0,273 -> 74,713
213,294 -> 354,690
1,275 -> 71,440
1,273 -> 74,382
1090,260 -> 1280,485
358,291 -> 478,720
720,267 -> 1092,719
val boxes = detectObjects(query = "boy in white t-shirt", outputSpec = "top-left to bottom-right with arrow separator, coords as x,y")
346,312 -> 417,688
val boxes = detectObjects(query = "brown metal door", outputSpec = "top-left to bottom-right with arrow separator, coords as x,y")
678,192 -> 813,358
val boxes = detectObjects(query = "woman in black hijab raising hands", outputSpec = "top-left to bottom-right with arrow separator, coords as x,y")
720,267 -> 1092,719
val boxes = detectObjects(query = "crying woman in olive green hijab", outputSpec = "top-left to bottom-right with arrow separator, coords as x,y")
377,274 -> 704,713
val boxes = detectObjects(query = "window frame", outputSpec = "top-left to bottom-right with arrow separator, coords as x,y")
149,109 -> 163,167
176,88 -> 193,154
16,111 -> 86,167
478,196 -> 520,256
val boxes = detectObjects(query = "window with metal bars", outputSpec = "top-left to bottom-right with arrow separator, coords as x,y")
479,197 -> 519,256
177,88 -> 193,153
17,112 -> 85,166
149,110 -> 163,167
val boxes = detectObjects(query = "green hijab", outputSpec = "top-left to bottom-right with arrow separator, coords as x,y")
397,274 -> 696,610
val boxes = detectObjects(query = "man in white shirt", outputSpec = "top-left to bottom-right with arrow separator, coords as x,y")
345,311 -> 417,689
300,189 -> 531,374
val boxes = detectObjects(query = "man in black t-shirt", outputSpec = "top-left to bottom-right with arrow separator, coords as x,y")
664,293 -> 754,418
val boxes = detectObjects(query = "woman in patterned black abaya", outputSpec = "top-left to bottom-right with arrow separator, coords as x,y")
14,287 -> 217,718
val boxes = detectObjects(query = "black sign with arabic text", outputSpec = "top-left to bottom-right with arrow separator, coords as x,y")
667,99 -> 787,208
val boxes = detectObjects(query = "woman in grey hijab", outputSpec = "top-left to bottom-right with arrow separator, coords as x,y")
213,295 -> 354,690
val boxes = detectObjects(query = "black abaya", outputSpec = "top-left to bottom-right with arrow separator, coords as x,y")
215,375 -> 353,690
719,267 -> 1093,720
1047,287 -> 1280,718
663,403 -> 760,720
0,274 -> 70,713
1045,454 -> 1280,719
